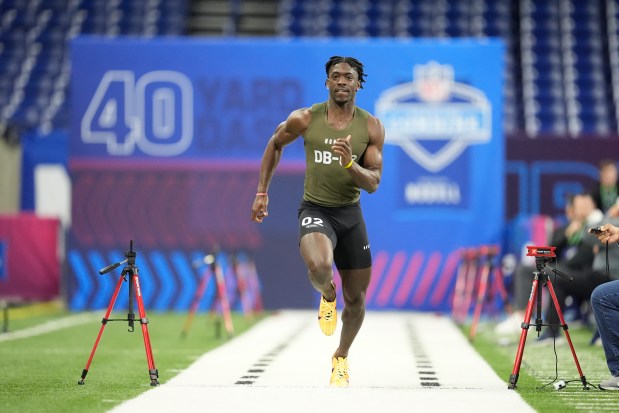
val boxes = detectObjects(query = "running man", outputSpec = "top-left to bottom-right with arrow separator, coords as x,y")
251,56 -> 385,387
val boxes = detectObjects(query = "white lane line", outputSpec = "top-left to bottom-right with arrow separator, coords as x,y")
0,312 -> 99,342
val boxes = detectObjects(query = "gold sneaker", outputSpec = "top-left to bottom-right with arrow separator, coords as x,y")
318,283 -> 337,336
330,356 -> 349,387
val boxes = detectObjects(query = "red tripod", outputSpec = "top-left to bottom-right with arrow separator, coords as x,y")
507,246 -> 588,390
469,245 -> 510,340
181,252 -> 234,339
78,241 -> 159,386
452,248 -> 478,324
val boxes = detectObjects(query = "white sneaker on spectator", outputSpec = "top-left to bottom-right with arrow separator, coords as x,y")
494,311 -> 525,335
599,376 -> 619,390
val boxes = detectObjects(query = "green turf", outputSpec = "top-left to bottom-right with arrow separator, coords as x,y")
0,310 -> 263,413
464,320 -> 619,412
1,300 -> 66,331
4,307 -> 619,413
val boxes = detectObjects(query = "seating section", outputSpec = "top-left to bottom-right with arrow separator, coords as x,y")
277,0 -> 619,137
0,0 -> 187,136
518,0 -> 615,136
1,0 -> 619,138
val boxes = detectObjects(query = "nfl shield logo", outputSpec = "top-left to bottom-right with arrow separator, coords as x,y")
417,62 -> 453,103
376,61 -> 492,173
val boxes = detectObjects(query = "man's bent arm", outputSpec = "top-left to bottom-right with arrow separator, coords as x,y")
347,117 -> 385,194
256,110 -> 307,193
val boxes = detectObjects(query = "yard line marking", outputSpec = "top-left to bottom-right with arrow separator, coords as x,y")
0,312 -> 99,342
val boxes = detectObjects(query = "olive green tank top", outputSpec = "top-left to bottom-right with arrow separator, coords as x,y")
303,102 -> 370,206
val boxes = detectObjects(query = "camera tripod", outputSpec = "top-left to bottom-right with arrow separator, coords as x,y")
180,251 -> 234,339
77,241 -> 159,386
469,245 -> 509,340
507,246 -> 588,390
452,248 -> 478,324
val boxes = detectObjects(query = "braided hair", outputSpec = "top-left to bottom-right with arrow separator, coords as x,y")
325,56 -> 366,89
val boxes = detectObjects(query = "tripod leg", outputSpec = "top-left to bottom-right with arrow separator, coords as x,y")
78,274 -> 125,385
181,268 -> 211,338
213,262 -> 234,337
247,258 -> 263,313
132,273 -> 159,386
492,266 -> 512,314
508,278 -> 539,389
451,258 -> 468,323
461,258 -> 478,322
546,280 -> 589,389
232,258 -> 253,321
469,260 -> 490,340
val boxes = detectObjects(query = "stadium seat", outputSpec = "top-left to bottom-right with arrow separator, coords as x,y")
274,0 -> 619,137
2,0 -> 619,138
0,0 -> 188,135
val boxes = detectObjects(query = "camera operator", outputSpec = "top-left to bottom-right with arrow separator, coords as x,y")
537,194 -> 606,343
590,223 -> 619,390
589,159 -> 619,214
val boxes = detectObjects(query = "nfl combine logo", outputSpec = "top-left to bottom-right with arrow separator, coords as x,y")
375,61 -> 492,173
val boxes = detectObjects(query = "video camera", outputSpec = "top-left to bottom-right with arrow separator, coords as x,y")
526,246 -> 556,258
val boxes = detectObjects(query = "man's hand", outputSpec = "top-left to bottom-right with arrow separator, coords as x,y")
591,223 -> 619,244
251,195 -> 269,223
332,135 -> 353,168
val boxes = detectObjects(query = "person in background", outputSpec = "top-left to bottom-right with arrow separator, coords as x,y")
590,223 -> 619,390
590,159 -> 618,214
538,194 -> 605,342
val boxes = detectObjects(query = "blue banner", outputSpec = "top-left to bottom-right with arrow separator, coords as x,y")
70,37 -> 504,311
0,240 -> 6,282
362,45 -> 504,309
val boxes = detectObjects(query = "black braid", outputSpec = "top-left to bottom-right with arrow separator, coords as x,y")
325,56 -> 366,88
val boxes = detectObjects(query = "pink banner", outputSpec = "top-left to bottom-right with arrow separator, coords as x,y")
0,214 -> 60,301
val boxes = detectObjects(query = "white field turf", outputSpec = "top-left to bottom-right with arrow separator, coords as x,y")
109,310 -> 534,413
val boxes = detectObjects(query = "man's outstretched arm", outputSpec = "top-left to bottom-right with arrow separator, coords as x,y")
251,109 -> 309,222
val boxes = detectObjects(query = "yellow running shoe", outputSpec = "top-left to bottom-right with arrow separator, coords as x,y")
330,356 -> 349,387
318,283 -> 337,336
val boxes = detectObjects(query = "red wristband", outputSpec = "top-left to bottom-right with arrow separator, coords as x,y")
256,192 -> 268,196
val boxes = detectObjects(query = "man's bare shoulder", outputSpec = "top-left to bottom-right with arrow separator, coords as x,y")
366,114 -> 385,145
285,107 -> 312,134
367,113 -> 383,126
288,107 -> 312,122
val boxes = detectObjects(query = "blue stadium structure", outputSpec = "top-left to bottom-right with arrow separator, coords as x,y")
1,0 -> 619,138
0,0 -> 187,136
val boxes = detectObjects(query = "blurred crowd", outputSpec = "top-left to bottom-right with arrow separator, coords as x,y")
497,159 -> 619,342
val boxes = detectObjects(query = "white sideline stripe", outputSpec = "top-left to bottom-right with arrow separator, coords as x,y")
0,312 -> 99,342
108,311 -> 535,413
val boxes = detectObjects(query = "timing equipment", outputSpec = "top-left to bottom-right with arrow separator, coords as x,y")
181,250 -> 235,339
77,241 -> 159,386
507,246 -> 588,390
468,245 -> 510,340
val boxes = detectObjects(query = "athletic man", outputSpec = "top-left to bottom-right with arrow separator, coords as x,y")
250,56 -> 385,387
